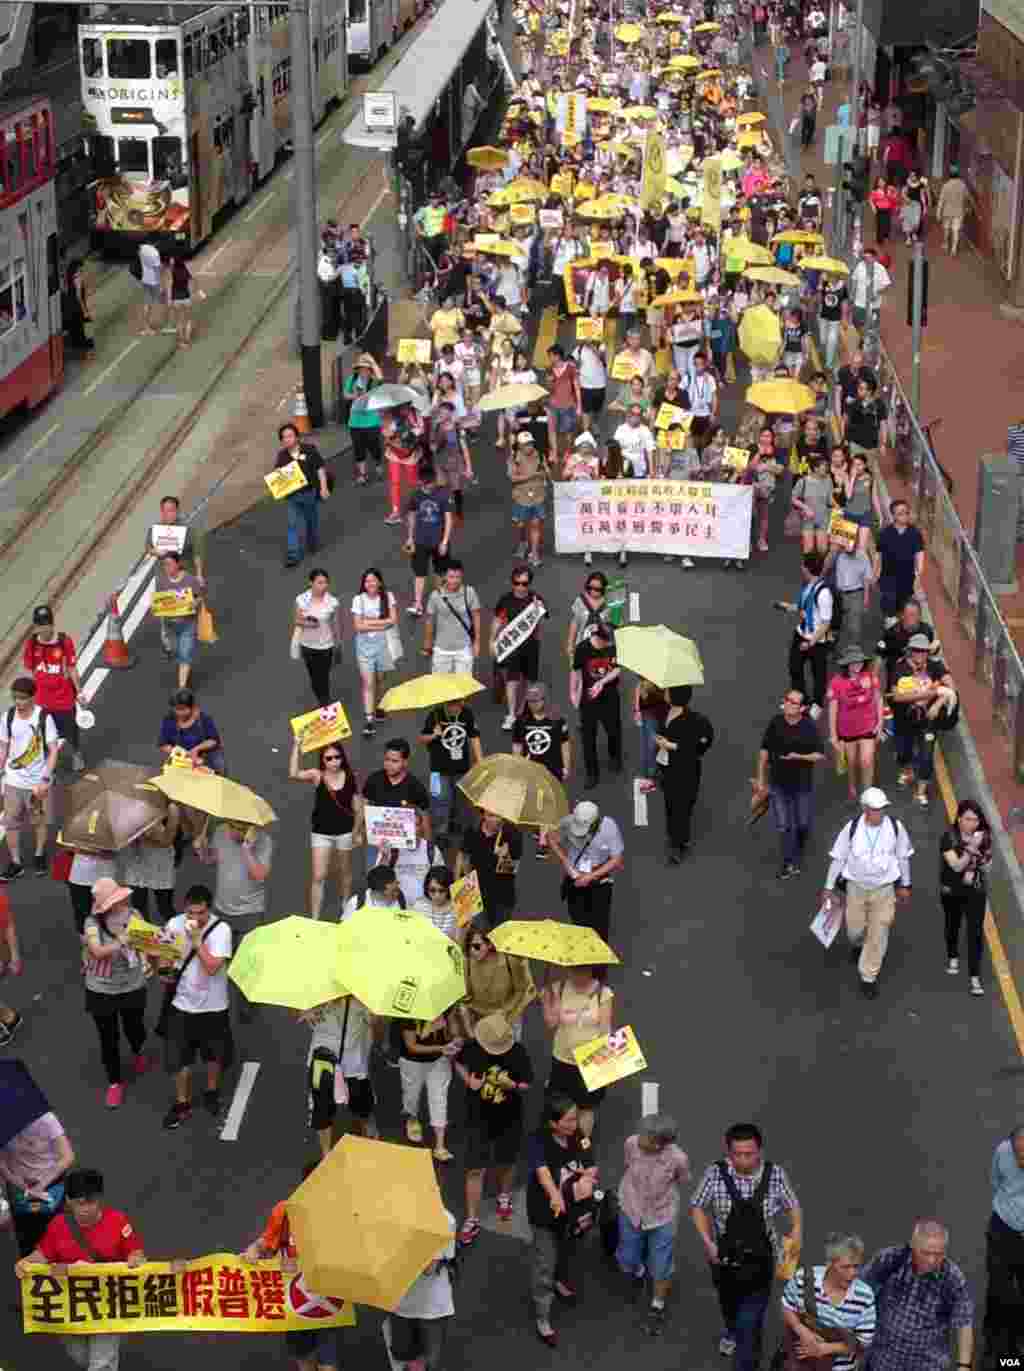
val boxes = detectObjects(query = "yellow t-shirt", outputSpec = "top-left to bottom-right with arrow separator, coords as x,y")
430,308 -> 465,350
552,982 -> 614,1064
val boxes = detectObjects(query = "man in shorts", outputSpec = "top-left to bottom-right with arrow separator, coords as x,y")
546,344 -> 582,465
22,605 -> 86,773
161,884 -> 233,1130
424,561 -> 481,676
0,676 -> 60,880
404,462 -> 453,617
138,238 -> 163,335
507,432 -> 549,568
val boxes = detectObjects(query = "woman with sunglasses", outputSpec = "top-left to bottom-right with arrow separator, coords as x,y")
541,964 -> 613,1144
565,572 -> 612,666
289,741 -> 362,917
413,865 -> 462,944
459,918 -> 536,1037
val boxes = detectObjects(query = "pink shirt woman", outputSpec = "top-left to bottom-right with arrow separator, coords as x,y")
828,667 -> 881,740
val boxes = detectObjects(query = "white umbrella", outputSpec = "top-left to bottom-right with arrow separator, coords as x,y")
360,383 -> 431,414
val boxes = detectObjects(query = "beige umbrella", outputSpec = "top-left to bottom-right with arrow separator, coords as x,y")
457,754 -> 568,828
478,381 -> 549,412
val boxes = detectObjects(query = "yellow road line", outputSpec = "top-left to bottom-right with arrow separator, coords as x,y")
934,744 -> 1024,1056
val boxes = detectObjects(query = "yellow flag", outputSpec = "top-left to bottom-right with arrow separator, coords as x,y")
639,129 -> 666,211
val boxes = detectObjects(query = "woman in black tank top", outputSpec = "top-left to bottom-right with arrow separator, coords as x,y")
289,740 -> 363,917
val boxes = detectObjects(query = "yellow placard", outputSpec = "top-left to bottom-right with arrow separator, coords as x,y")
20,1254 -> 357,1336
590,241 -> 615,261
264,461 -> 308,501
722,445 -> 751,471
510,202 -> 536,225
655,402 -> 688,430
165,745 -> 199,772
576,317 -> 606,341
125,913 -> 186,965
474,232 -> 500,247
550,172 -> 574,198
669,28 -> 680,45
610,353 -> 639,381
664,429 -> 690,449
640,129 -> 667,211
151,588 -> 195,618
573,1025 -> 647,1092
451,871 -> 484,929
290,702 -> 353,753
396,338 -> 432,364
828,511 -> 859,551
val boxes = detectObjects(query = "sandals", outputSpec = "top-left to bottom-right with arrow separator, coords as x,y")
405,1117 -> 424,1144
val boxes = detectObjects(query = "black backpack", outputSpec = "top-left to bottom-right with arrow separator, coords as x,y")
4,705 -> 54,766
717,1161 -> 775,1290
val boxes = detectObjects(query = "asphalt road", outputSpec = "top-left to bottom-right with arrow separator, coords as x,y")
2,369 -> 1020,1371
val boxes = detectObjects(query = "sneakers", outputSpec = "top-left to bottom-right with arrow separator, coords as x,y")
405,1116 -> 424,1143
778,863 -> 799,880
501,713 -> 516,731
681,557 -> 695,569
0,1012 -> 23,1046
809,703 -> 822,721
33,855 -> 47,877
163,1100 -> 192,1130
914,785 -> 929,807
362,721 -> 376,738
970,977 -> 985,996
719,1336 -> 737,1357
105,1083 -> 124,1109
203,1089 -> 221,1116
860,979 -> 879,999
584,552 -> 593,566
897,767 -> 914,786
406,604 -> 423,617
432,1145 -> 454,1162
644,1305 -> 666,1337
458,1217 -> 481,1246
496,1193 -> 514,1221
527,553 -> 542,568
0,862 -> 24,882
618,550 -> 628,566
384,512 -> 402,525
514,540 -> 527,559
947,958 -> 960,975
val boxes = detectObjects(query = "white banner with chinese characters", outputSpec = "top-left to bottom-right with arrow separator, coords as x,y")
553,480 -> 753,560
494,598 -> 547,664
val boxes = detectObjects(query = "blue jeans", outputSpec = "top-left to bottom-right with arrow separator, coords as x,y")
616,1213 -> 676,1281
286,489 -> 320,561
769,786 -> 813,866
638,716 -> 659,779
429,772 -> 463,836
895,726 -> 935,781
714,1269 -> 772,1371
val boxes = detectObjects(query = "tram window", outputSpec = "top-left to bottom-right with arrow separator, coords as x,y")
107,38 -> 151,78
91,133 -> 116,178
5,144 -> 20,193
82,36 -> 103,77
153,136 -> 181,181
47,232 -> 59,299
221,18 -> 234,50
208,27 -> 220,62
14,259 -> 25,321
156,38 -> 178,77
117,137 -> 149,174
0,266 -> 14,335
22,136 -> 35,180
349,0 -> 367,21
255,6 -> 268,37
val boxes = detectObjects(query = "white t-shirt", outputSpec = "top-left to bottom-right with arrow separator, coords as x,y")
139,243 -> 162,288
306,999 -> 372,1078
390,841 -> 444,911
295,589 -> 339,651
851,260 -> 891,308
689,371 -> 718,417
574,346 -> 607,390
351,592 -> 396,639
393,1212 -> 456,1319
810,60 -> 827,83
167,915 -> 232,1014
1,705 -> 59,789
613,422 -> 655,477
413,896 -> 460,942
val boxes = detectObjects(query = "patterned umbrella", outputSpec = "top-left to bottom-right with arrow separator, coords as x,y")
488,919 -> 621,966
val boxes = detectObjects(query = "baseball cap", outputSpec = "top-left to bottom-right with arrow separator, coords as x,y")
568,800 -> 600,837
860,787 -> 891,810
907,633 -> 932,651
32,605 -> 54,626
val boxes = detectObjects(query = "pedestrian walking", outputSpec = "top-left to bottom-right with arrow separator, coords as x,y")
849,249 -> 891,333
351,568 -> 399,739
454,1012 -> 534,1247
507,432 -> 548,568
616,1114 -> 691,1337
633,678 -> 668,794
799,89 -> 817,147
404,463 -> 454,619
196,819 -> 272,1022
292,568 -> 342,708
828,646 -> 883,801
62,259 -> 94,352
549,800 -> 624,941
399,1009 -> 462,1161
877,599 -> 935,689
654,685 -> 715,865
118,802 -> 178,925
358,738 -> 431,866
754,689 -> 825,879
492,567 -> 546,731
458,810 -> 522,926
566,572 -> 614,662
166,256 -> 194,348
137,238 -> 163,334
690,1122 -> 802,1371
67,846 -> 117,934
940,799 -> 991,996
153,551 -> 204,689
781,1236 -> 877,1367
984,1128 -> 1024,1367
424,561 -> 481,676
861,1221 -> 974,1371
385,1211 -> 457,1370
459,917 -> 536,1034
782,553 -> 834,718
23,605 -> 86,772
301,995 -> 378,1155
345,354 -> 385,486
82,877 -> 152,1109
0,676 -> 60,881
874,500 -> 925,624
891,634 -> 956,807
0,1083 -> 75,1255
824,542 -> 874,652
418,696 -> 482,846
546,344 -> 583,466
936,166 -> 976,256
158,689 -> 225,773
571,620 -> 622,789
289,740 -> 361,917
273,423 -> 331,569
822,788 -> 914,999
413,865 -> 461,942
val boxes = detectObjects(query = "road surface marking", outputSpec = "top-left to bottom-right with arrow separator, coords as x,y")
285,168 -> 294,182
317,129 -> 332,149
641,1081 -> 659,1115
361,184 -> 390,227
243,192 -> 275,223
629,591 -> 640,622
78,559 -> 155,674
197,236 -> 235,274
634,778 -> 649,828
84,340 -> 141,397
935,745 -> 1024,1058
220,1061 -> 261,1140
0,421 -> 61,492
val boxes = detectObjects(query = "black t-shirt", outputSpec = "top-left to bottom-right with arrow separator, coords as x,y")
422,705 -> 479,776
458,1040 -> 534,1134
819,282 -> 847,321
399,1019 -> 449,1061
526,1128 -> 588,1229
513,713 -> 569,778
494,591 -> 546,665
761,714 -> 821,792
836,364 -> 878,408
782,320 -> 805,351
877,524 -> 924,596
844,394 -> 887,448
362,768 -> 430,814
463,823 -> 523,913
406,487 -> 452,548
573,637 -> 619,698
798,191 -> 822,224
660,709 -> 715,773
939,827 -> 989,897
274,443 -> 324,495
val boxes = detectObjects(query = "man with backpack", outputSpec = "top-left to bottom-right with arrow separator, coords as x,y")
691,1123 -> 802,1370
0,677 -> 61,880
23,605 -> 86,773
822,788 -> 914,1000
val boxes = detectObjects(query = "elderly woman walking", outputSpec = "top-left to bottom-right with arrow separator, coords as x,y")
616,1114 -> 691,1337
781,1234 -> 877,1369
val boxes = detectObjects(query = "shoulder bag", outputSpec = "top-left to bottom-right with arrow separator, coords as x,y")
155,919 -> 223,1038
772,1264 -> 862,1371
63,1207 -> 104,1262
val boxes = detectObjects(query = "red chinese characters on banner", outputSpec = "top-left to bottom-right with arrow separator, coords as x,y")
249,1269 -> 287,1321
217,1266 -> 250,1319
181,1267 -> 215,1318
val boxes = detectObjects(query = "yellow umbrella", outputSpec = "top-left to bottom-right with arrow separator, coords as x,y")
730,239 -> 775,266
655,10 -> 685,21
148,767 -> 276,826
736,130 -> 764,148
488,919 -> 620,966
667,53 -> 701,70
738,303 -> 782,366
336,906 -> 467,1021
474,239 -> 527,258
735,111 -> 767,126
505,176 -> 547,198
655,256 -> 691,277
745,265 -> 801,287
665,176 -> 686,195
772,230 -> 825,246
719,150 -> 744,171
621,106 -> 659,120
228,916 -> 349,1011
694,20 -> 721,31
576,201 -> 619,220
614,22 -> 644,42
652,288 -> 704,306
799,255 -> 850,275
286,1137 -> 452,1311
588,97 -> 620,113
699,67 -> 723,78
457,754 -> 568,828
614,625 -> 705,688
467,146 -> 508,170
479,380 -> 548,411
379,673 -> 485,712
746,379 -> 818,414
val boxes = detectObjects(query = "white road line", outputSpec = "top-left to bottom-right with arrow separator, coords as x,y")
79,562 -> 156,674
641,1081 -> 659,1115
360,184 -> 390,228
197,236 -> 235,274
316,129 -> 332,149
629,591 -> 640,622
243,192 -> 276,223
220,1061 -> 261,1141
84,340 -> 142,397
0,421 -> 61,491
80,666 -> 108,703
633,778 -> 649,828
79,575 -> 154,687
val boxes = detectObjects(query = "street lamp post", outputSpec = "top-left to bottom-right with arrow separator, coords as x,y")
290,0 -> 324,427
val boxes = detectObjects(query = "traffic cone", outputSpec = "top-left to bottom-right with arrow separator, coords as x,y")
101,593 -> 136,669
293,386 -> 311,434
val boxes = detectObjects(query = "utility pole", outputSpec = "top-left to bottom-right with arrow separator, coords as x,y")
290,0 -> 324,427
910,240 -> 925,415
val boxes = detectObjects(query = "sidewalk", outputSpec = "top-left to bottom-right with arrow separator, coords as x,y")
766,41 -> 1024,874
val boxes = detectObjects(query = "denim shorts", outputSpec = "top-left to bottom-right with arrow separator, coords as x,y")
167,617 -> 197,665
512,501 -> 546,523
616,1213 -> 676,1282
844,509 -> 873,528
355,631 -> 392,673
548,404 -> 578,434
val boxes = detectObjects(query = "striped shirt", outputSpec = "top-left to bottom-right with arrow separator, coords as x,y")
782,1266 -> 876,1371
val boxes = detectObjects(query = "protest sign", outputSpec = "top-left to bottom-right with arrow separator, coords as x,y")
573,1025 -> 647,1092
722,445 -> 751,471
290,702 -> 353,753
150,525 -> 187,556
151,589 -> 195,618
510,203 -> 536,225
538,208 -> 563,231
396,338 -> 432,364
264,461 -> 308,501
554,480 -> 753,560
364,805 -> 418,851
125,915 -> 186,965
451,872 -> 484,928
610,353 -> 638,381
576,316 -> 606,342
828,511 -> 859,551
655,402 -> 688,430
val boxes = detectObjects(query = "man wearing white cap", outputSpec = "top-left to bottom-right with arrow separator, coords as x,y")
548,800 -> 624,942
822,788 -> 914,999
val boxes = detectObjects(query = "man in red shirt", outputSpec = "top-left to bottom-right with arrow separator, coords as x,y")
22,606 -> 86,773
15,1167 -> 145,1370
